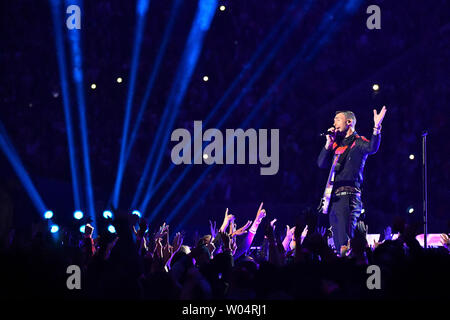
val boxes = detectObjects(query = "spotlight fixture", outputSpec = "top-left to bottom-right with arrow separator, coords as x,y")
74,210 -> 84,220
108,225 -> 116,233
132,210 -> 141,218
44,210 -> 54,219
103,210 -> 113,219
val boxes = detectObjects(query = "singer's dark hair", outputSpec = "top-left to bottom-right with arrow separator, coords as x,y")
335,110 -> 356,127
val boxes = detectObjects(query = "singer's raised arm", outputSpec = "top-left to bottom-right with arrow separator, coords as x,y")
358,133 -> 381,155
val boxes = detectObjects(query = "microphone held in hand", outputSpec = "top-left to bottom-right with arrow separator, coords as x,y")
319,129 -> 336,137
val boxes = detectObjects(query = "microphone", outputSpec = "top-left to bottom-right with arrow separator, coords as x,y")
319,129 -> 336,137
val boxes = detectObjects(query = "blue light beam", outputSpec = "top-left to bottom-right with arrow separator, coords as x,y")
111,0 -> 151,209
0,122 -> 47,215
142,0 -> 217,210
49,0 -> 82,210
131,0 -> 217,211
123,0 -> 182,170
110,0 -> 182,210
65,0 -> 97,233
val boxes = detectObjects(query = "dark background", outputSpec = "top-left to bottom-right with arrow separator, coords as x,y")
1,0 -> 449,240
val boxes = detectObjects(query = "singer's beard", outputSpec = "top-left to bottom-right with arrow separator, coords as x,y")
334,128 -> 346,143
335,128 -> 346,137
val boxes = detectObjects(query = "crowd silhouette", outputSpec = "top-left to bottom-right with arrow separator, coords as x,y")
0,204 -> 448,300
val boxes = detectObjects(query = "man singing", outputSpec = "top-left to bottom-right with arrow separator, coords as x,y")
317,106 -> 387,251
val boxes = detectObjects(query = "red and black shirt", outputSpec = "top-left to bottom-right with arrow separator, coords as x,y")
317,131 -> 381,191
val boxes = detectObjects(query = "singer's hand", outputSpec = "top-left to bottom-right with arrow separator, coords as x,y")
373,106 -> 387,127
325,127 -> 336,149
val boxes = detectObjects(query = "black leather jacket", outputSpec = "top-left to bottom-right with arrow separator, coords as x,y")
317,131 -> 381,190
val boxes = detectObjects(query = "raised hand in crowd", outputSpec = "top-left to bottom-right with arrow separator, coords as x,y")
219,208 -> 236,233
209,220 -> 218,242
264,219 -> 283,266
154,222 -> 169,240
249,202 -> 266,234
301,225 -> 309,240
233,202 -> 266,259
172,232 -> 184,253
230,237 -> 238,256
80,223 -> 96,262
440,233 -> 450,251
340,240 -> 351,257
282,225 -> 296,252
231,220 -> 252,237
269,218 -> 277,232
293,216 -> 306,245
163,232 -> 184,269
228,219 -> 236,237
134,218 -> 149,254
355,221 -> 368,239
219,231 -> 232,252
154,237 -> 164,263
373,238 -> 381,249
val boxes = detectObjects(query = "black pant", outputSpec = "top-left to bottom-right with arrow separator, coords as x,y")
328,193 -> 363,250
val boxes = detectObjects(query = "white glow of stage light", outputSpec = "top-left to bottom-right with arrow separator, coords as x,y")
80,225 -> 86,233
52,91 -> 59,98
103,210 -> 113,219
74,210 -> 84,220
44,210 -> 54,219
132,210 -> 141,218
50,225 -> 59,233
203,153 -> 208,160
372,84 -> 379,91
108,225 -> 116,233
361,209 -> 365,214
219,5 -> 226,11
408,207 -> 414,214
116,77 -> 123,83
409,154 -> 415,160
203,76 -> 209,82
91,83 -> 96,89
